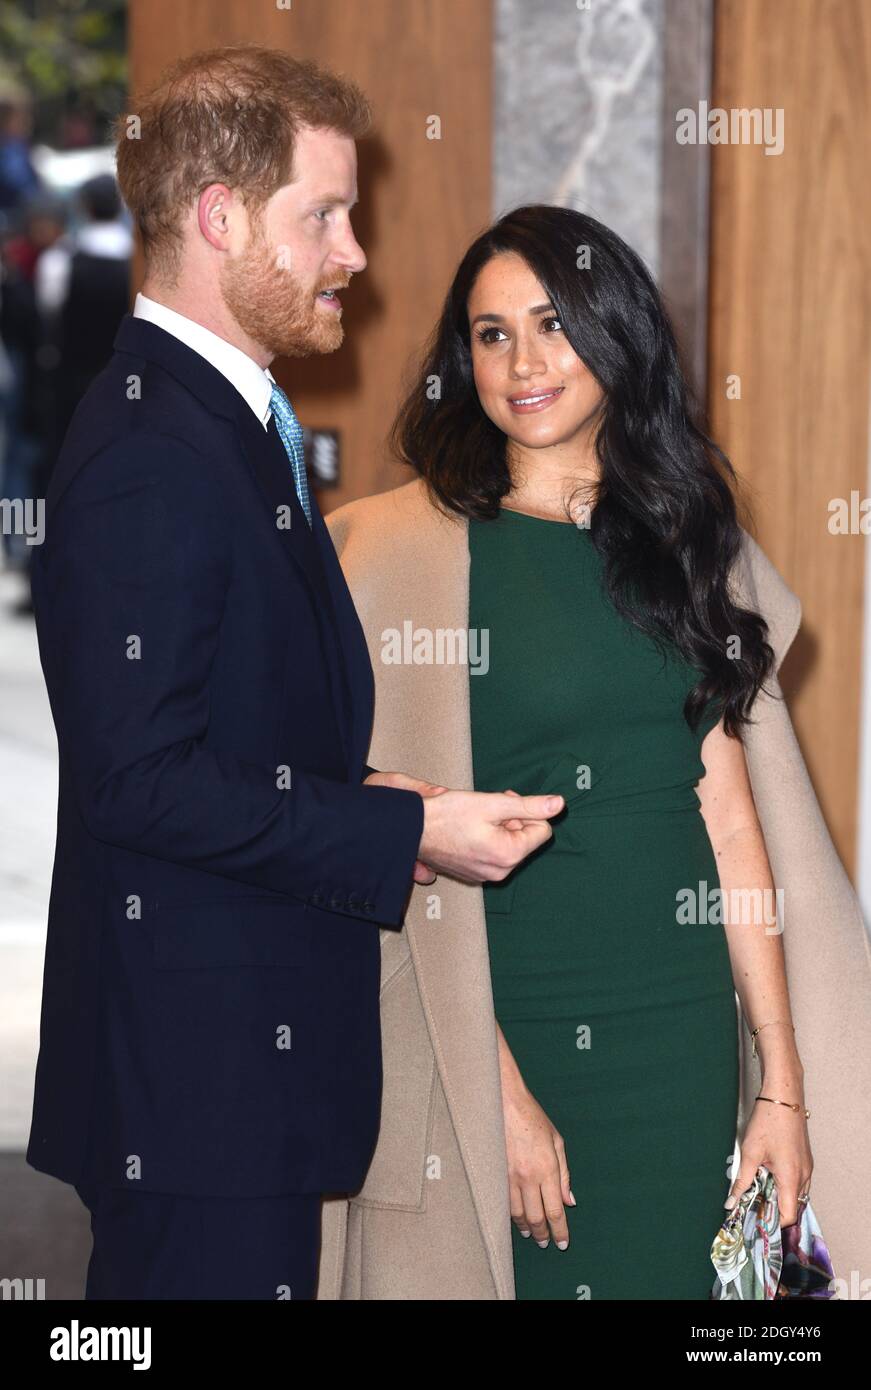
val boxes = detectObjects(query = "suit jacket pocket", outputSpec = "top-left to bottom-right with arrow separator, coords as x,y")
152,894 -> 313,969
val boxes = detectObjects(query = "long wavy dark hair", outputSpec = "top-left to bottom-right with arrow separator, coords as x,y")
388,204 -> 775,738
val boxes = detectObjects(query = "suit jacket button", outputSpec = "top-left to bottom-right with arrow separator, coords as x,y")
329,895 -> 344,909
364,901 -> 375,913
311,891 -> 324,906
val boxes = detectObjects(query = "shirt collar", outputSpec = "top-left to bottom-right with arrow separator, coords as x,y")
133,292 -> 275,429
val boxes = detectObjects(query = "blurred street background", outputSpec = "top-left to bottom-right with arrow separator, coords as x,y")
0,0 -> 127,1293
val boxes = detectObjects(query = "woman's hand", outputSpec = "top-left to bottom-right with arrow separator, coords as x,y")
502,1081 -> 574,1249
726,1082 -> 814,1227
498,1015 -> 574,1250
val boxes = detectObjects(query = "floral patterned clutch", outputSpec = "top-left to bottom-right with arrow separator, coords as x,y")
710,1137 -> 835,1299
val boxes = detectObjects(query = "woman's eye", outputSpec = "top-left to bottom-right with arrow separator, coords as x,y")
474,317 -> 562,345
314,209 -> 330,222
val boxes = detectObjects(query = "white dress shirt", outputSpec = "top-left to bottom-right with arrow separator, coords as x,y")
133,292 -> 275,430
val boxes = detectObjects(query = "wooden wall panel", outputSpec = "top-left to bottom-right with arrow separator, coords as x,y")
708,0 -> 871,879
128,0 -> 492,507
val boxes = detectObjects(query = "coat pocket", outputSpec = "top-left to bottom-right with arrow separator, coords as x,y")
151,894 -> 313,970
353,955 -> 437,1210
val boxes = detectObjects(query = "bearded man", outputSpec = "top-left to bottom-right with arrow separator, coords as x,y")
25,44 -> 561,1300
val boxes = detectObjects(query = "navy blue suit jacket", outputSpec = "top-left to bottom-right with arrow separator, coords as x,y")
26,314 -> 424,1197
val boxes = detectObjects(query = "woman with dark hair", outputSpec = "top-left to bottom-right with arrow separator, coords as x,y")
320,206 -> 871,1300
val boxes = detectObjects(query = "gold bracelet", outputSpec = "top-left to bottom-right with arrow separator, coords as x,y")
750,1019 -> 794,1059
756,1093 -> 810,1119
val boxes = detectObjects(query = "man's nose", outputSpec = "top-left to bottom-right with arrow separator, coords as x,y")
340,229 -> 367,275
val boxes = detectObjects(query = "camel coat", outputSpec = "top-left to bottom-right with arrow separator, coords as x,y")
317,477 -> 871,1300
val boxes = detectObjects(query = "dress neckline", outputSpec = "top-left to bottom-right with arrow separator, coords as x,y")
497,506 -> 591,531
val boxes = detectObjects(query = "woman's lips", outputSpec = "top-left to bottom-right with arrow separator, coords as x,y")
507,387 -> 564,414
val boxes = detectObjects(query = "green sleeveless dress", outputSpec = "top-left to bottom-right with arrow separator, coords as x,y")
468,508 -> 738,1300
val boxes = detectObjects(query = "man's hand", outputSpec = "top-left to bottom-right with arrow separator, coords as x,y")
364,774 -> 564,888
419,788 -> 563,885
363,770 -> 448,884
500,787 -> 526,830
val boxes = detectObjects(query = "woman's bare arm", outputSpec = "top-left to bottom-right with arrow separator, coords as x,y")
697,718 -> 812,1222
697,719 -> 804,1087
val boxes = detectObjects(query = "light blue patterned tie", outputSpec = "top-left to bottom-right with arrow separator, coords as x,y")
269,383 -> 313,528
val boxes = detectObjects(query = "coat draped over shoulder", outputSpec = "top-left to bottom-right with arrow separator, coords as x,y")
318,477 -> 871,1301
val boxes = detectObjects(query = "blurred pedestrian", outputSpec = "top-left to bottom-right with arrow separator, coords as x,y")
36,174 -> 132,471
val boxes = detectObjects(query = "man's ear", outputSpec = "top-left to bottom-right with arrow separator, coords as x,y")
197,183 -> 237,252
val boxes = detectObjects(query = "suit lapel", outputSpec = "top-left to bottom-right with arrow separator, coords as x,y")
234,404 -> 357,776
111,314 -> 358,777
234,404 -> 321,595
310,502 -> 374,781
